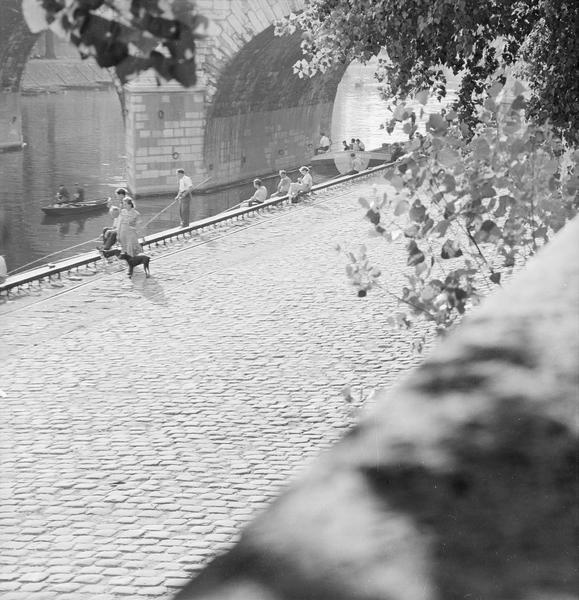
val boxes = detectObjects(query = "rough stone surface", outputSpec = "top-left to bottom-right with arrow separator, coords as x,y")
0,173 -> 431,599
174,217 -> 579,600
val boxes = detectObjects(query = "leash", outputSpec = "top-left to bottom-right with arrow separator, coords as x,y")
8,177 -> 214,276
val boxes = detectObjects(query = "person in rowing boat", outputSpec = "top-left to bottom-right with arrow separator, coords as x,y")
356,138 -> 366,151
342,140 -> 350,151
246,179 -> 268,206
56,184 -> 70,203
71,183 -> 85,204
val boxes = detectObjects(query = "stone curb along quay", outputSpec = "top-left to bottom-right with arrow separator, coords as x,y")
0,163 -> 388,295
175,217 -> 579,600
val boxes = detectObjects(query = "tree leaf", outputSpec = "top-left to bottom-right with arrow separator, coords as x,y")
434,219 -> 451,237
390,175 -> 405,191
415,89 -> 429,105
409,201 -> 426,223
441,239 -> 463,259
394,199 -> 409,215
404,224 -> 420,238
365,209 -> 380,225
427,114 -> 448,133
437,148 -> 460,167
474,220 -> 502,243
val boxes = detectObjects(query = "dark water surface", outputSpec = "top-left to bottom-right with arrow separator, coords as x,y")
0,62 -> 457,274
0,90 -> 258,274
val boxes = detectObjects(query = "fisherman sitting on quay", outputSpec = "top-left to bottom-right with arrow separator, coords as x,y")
271,170 -> 292,197
315,132 -> 331,154
246,179 -> 268,206
100,206 -> 121,251
288,166 -> 313,204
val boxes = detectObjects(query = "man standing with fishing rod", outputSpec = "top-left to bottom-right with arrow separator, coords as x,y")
175,168 -> 194,228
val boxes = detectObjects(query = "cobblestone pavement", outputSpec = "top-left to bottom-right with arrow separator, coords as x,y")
0,174 -> 434,599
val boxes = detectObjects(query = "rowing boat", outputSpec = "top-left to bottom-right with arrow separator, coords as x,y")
41,198 -> 109,216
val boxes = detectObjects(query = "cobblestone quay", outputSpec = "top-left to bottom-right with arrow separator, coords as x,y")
0,174 -> 431,599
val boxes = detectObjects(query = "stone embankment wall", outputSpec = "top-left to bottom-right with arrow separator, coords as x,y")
175,217 -> 579,600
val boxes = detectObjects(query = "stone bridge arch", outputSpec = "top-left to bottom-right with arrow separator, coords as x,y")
0,0 -> 350,193
125,0 -> 349,195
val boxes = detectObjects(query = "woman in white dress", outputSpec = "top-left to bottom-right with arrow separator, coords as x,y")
118,197 -> 142,257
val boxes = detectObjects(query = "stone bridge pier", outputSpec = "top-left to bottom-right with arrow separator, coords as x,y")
0,0 -> 37,151
125,0 -> 347,195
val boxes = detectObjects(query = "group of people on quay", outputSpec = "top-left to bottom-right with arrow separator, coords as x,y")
55,183 -> 85,204
245,166 -> 313,207
99,187 -> 142,257
342,138 -> 365,151
315,133 -> 367,154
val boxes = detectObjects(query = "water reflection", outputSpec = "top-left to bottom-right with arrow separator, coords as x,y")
331,59 -> 459,150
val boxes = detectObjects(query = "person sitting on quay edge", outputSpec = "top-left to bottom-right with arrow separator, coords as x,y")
246,179 -> 268,206
315,132 -> 331,154
56,184 -> 70,203
100,206 -> 121,251
356,138 -> 366,151
351,153 -> 365,173
271,170 -> 292,197
71,183 -> 85,203
288,166 -> 313,204
390,142 -> 406,162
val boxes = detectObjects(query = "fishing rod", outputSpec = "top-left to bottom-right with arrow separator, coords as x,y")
8,176 -> 213,276
141,176 -> 213,229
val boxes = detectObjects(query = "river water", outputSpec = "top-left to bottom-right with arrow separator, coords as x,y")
0,61 -> 456,274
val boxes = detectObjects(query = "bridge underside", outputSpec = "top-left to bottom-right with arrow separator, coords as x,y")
203,26 -> 348,188
125,26 -> 348,195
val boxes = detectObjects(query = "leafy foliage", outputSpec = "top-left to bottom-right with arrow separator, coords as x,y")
276,0 -> 579,144
22,0 -> 207,85
344,79 -> 578,334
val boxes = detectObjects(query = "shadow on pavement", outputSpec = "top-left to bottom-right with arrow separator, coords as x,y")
131,275 -> 168,305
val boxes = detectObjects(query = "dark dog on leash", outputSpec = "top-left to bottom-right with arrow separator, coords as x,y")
119,252 -> 151,278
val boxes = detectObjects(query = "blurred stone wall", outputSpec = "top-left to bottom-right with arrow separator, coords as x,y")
174,217 -> 579,600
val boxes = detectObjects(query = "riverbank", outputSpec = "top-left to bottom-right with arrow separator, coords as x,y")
0,171 -> 432,600
21,59 -> 113,94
